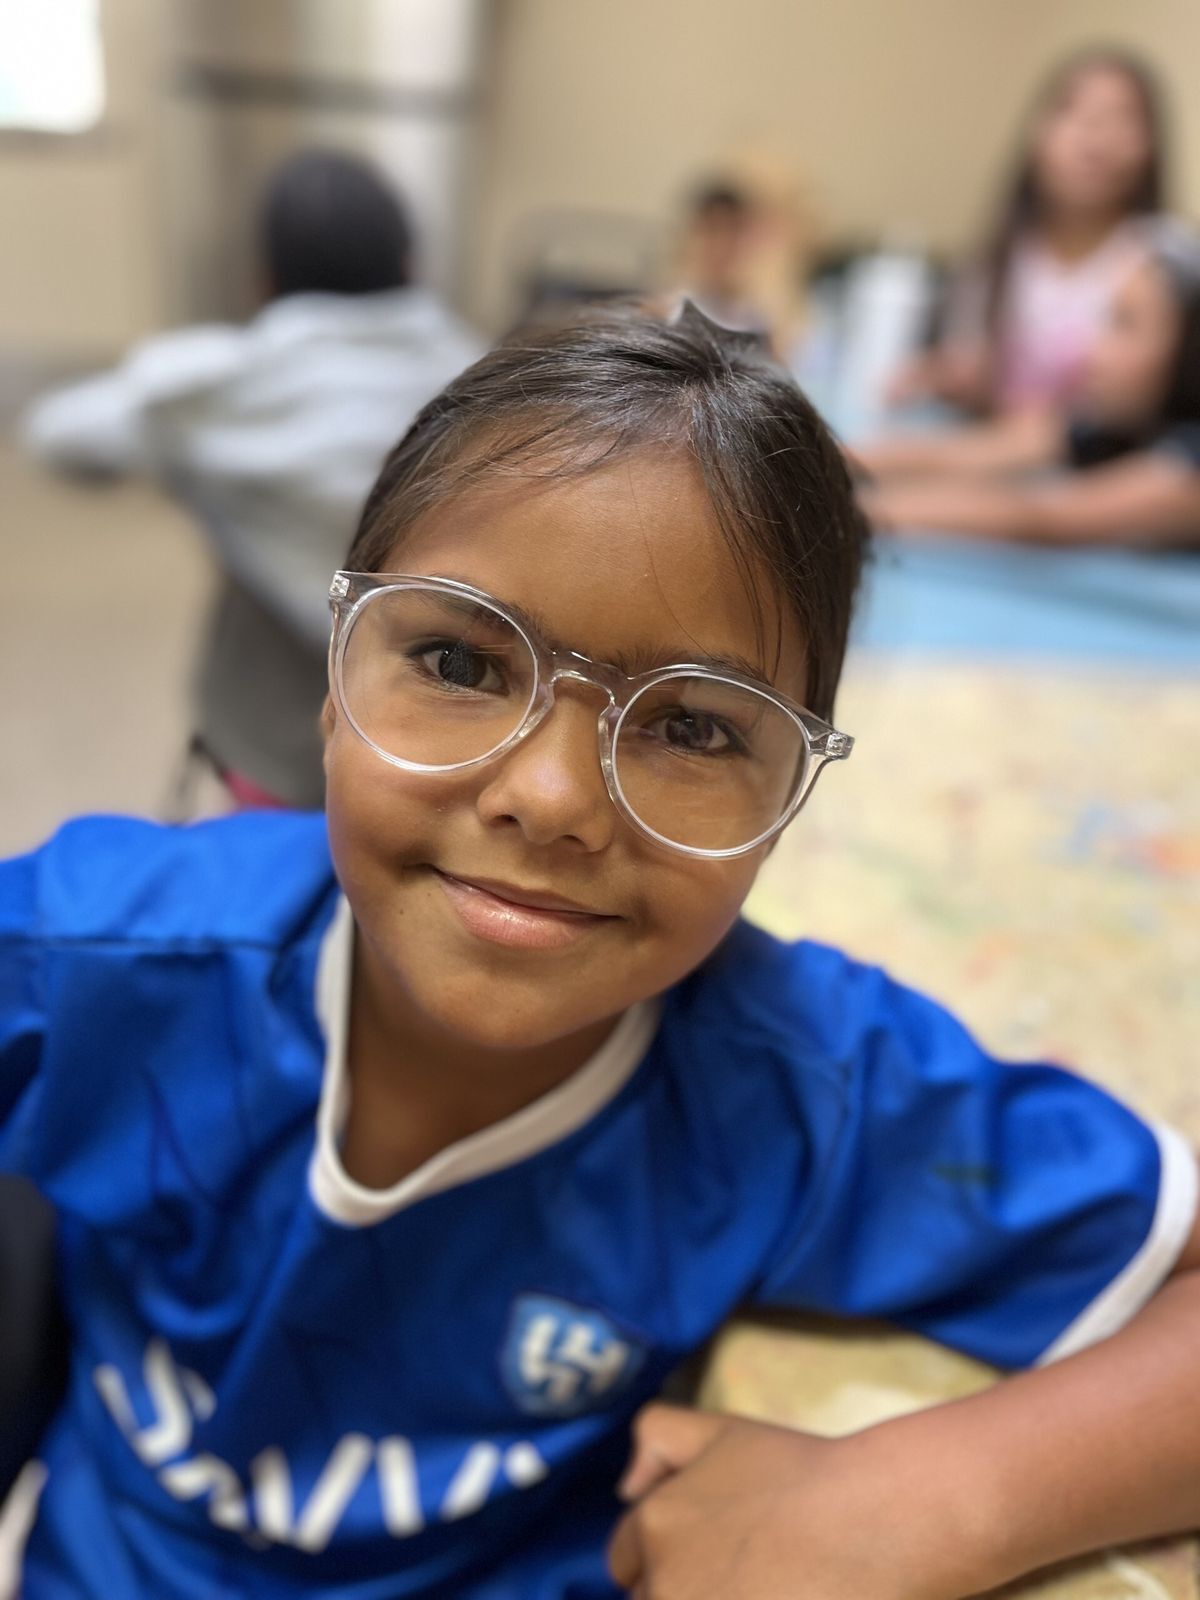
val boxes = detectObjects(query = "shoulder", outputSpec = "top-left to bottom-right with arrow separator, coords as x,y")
644,924 -> 906,1215
364,288 -> 483,364
7,811 -> 336,950
665,919 -> 998,1115
667,920 -> 887,1096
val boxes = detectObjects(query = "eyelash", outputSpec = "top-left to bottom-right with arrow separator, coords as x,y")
400,637 -> 758,758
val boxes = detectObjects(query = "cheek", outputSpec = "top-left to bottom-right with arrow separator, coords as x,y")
1108,118 -> 1150,170
324,712 -> 762,1001
324,726 -> 462,870
637,853 -> 763,975
1035,124 -> 1071,177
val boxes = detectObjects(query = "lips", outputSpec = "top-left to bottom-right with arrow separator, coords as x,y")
430,868 -> 615,951
436,871 -> 607,917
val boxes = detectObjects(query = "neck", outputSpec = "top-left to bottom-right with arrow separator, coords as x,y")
1037,207 -> 1124,264
340,935 -> 621,1189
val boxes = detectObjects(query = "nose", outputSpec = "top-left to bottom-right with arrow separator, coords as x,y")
474,679 -> 616,852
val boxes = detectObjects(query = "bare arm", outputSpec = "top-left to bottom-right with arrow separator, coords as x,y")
886,339 -> 996,412
862,453 -> 1200,547
853,407 -> 1063,481
609,1210 -> 1200,1599
864,1219 -> 1200,1591
939,1263 -> 1200,1572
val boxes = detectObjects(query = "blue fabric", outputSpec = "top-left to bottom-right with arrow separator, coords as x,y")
0,813 -> 1167,1597
853,535 -> 1200,664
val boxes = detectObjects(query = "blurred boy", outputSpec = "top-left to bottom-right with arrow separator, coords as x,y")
24,149 -> 480,809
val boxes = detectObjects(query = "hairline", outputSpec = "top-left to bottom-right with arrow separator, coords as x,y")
351,430 -> 797,688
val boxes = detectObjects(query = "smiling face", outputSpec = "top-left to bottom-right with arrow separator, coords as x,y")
323,451 -> 808,1055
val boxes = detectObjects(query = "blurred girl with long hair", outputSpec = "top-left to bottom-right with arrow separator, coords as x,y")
861,221 -> 1200,546
893,48 -> 1168,417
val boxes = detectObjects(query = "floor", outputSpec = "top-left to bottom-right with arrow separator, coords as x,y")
0,437 -> 214,1590
0,437 -> 216,857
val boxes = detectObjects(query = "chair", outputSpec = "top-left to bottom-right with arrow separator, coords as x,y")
0,1177 -> 67,1495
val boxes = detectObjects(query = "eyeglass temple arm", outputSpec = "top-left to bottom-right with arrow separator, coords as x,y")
811,729 -> 854,761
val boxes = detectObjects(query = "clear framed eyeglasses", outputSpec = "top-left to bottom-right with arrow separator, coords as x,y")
328,572 -> 854,860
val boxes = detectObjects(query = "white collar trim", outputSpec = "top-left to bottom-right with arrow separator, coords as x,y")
307,896 -> 660,1227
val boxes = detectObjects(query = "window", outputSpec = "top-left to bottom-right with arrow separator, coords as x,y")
0,0 -> 105,134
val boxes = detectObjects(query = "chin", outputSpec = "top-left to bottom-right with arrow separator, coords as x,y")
407,965 -> 620,1055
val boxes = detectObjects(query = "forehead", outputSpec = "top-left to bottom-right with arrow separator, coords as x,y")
385,451 -> 806,692
1051,64 -> 1143,117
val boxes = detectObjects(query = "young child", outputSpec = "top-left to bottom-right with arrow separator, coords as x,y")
23,148 -> 480,811
860,221 -> 1200,546
891,48 -> 1167,417
4,304 -> 1200,1600
668,157 -> 812,367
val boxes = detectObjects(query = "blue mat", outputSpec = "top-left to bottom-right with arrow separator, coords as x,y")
851,535 -> 1200,667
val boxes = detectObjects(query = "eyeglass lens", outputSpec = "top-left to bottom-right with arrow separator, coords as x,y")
338,586 -> 809,852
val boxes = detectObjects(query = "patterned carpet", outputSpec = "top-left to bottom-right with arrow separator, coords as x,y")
749,655 -> 1200,1131
710,654 -> 1200,1597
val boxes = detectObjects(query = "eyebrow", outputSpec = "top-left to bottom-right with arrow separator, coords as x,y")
429,578 -> 772,686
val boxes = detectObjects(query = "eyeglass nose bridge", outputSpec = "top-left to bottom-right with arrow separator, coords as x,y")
524,652 -> 625,780
531,652 -> 628,818
541,648 -> 623,713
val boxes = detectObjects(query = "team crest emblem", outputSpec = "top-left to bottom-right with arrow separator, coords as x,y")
501,1294 -> 645,1418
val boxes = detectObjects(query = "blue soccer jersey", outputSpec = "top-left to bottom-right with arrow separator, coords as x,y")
0,813 -> 1194,1597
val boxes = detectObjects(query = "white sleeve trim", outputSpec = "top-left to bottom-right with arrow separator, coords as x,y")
1036,1122 -> 1198,1365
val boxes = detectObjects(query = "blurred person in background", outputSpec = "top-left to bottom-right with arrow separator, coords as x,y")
669,153 -> 813,366
858,220 -> 1200,546
23,148 -> 481,811
889,48 -> 1169,418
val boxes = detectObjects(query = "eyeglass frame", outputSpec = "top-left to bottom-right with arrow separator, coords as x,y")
327,570 -> 854,860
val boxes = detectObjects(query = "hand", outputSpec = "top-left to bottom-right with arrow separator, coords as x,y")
883,357 -> 931,410
858,480 -> 1015,538
608,1404 -> 968,1600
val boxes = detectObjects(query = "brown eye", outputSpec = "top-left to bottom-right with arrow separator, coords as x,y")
639,708 -> 746,757
414,641 -> 504,693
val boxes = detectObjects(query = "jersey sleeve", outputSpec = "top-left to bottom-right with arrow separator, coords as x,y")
0,846 -> 47,1175
751,947 -> 1198,1369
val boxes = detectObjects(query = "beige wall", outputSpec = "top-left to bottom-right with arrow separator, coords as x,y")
465,0 -> 1200,329
0,0 -> 485,352
3,1 -> 1199,354
0,0 -> 169,359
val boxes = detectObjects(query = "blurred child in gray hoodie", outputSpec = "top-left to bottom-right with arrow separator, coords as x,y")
25,148 -> 481,809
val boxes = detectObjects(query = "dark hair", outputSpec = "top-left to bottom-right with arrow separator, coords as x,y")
1148,223 -> 1200,427
260,148 -> 413,299
981,48 -> 1168,334
689,182 -> 752,221
346,301 -> 867,721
